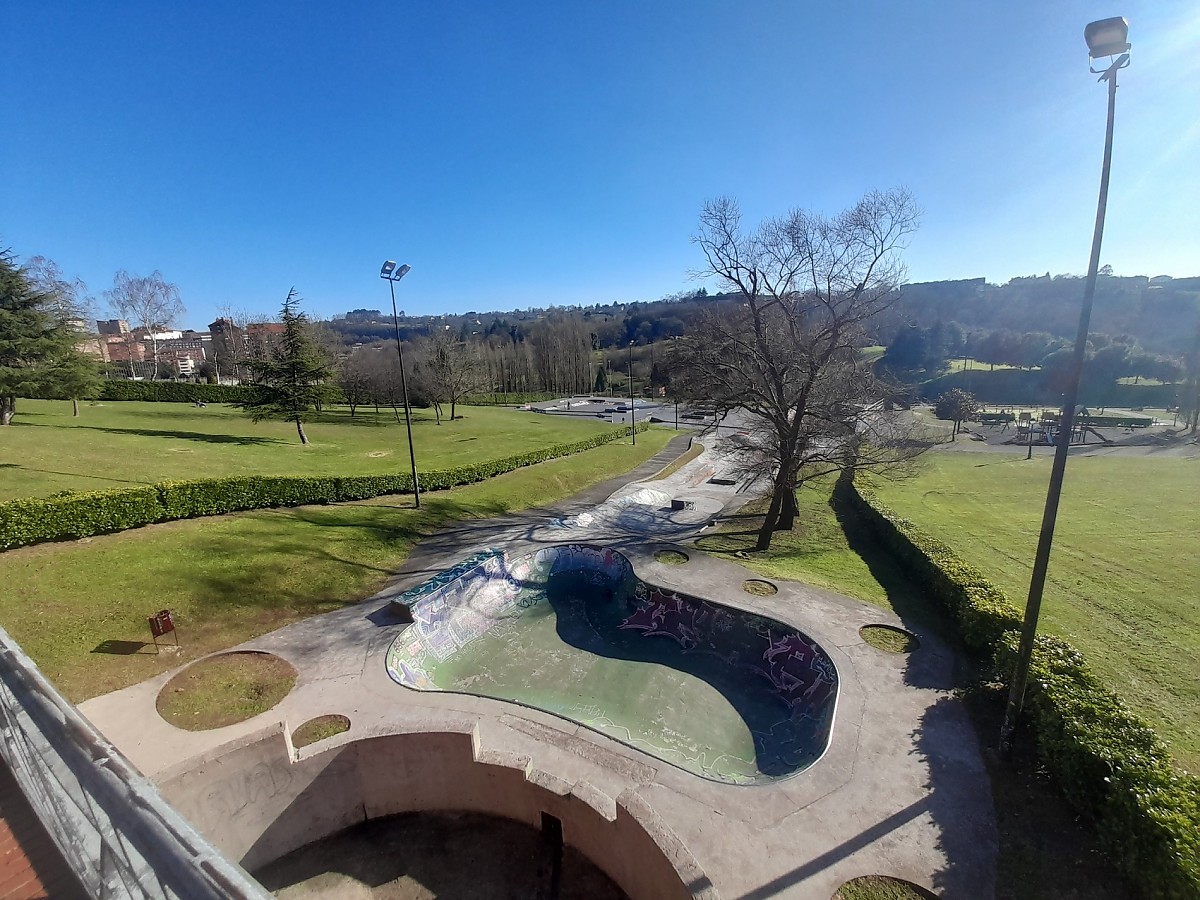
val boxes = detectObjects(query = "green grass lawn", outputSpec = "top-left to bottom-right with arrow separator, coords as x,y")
872,452 -> 1200,771
0,428 -> 673,702
0,400 -> 616,500
945,358 -> 1028,372
696,482 -> 945,635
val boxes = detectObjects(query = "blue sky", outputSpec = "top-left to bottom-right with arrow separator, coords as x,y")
5,1 -> 1198,329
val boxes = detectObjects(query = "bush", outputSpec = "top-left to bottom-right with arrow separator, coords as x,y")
0,422 -> 651,550
837,471 -> 1200,898
0,488 -> 165,550
158,476 -> 340,519
96,382 -> 256,404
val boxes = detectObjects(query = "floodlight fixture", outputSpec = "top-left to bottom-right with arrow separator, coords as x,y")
1085,16 -> 1130,59
381,260 -> 411,282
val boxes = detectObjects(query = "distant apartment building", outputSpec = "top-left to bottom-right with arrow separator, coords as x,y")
101,335 -> 147,364
208,317 -> 284,380
96,319 -> 130,336
158,332 -> 209,375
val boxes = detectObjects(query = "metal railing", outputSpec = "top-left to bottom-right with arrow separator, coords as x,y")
0,626 -> 271,899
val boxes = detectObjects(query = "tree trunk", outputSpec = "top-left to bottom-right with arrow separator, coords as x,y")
433,402 -> 442,425
451,399 -> 457,420
776,486 -> 799,532
391,402 -> 402,424
295,418 -> 308,445
72,398 -> 80,417
0,396 -> 14,425
755,470 -> 789,550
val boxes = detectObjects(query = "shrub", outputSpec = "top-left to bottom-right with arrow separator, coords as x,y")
158,477 -> 340,518
0,487 -> 165,549
837,471 -> 1200,898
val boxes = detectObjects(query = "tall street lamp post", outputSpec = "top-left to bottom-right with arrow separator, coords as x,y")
999,18 -> 1130,754
380,260 -> 421,509
628,340 -> 636,445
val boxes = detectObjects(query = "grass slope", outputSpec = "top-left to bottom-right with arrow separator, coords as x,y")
872,452 -> 1199,771
700,476 -> 1132,899
0,400 -> 615,500
0,429 -> 673,702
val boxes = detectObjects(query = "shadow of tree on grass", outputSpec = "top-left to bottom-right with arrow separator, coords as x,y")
71,425 -> 282,445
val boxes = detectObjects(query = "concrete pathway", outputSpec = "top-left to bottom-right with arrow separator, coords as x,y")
80,435 -> 998,899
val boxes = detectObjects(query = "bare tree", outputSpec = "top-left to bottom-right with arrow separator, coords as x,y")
419,331 -> 487,421
338,347 -> 375,416
672,188 -> 930,550
25,256 -> 108,374
364,346 -> 408,423
104,270 -> 185,380
25,256 -> 94,326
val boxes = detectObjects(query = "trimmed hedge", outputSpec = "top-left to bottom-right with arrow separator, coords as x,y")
836,472 -> 1200,899
95,382 -> 257,403
0,422 -> 651,550
0,488 -> 166,548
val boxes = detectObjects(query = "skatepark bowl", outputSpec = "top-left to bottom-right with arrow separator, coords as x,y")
385,544 -> 839,784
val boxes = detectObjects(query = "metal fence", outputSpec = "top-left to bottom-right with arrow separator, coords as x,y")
0,626 -> 271,899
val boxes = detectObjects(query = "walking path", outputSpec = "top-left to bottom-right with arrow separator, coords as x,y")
80,435 -> 998,899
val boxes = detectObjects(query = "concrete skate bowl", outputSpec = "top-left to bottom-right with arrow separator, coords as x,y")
158,726 -> 715,900
385,544 -> 839,784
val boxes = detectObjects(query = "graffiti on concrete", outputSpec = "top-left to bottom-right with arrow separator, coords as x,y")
384,544 -> 838,784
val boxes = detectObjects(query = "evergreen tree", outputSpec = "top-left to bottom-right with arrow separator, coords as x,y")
237,289 -> 334,444
593,365 -> 608,394
0,251 -> 80,425
47,350 -> 103,417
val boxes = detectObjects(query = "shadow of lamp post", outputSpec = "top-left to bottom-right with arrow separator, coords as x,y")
380,260 -> 421,509
999,17 -> 1131,754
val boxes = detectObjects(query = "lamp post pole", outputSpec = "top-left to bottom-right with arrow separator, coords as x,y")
999,23 -> 1129,754
381,261 -> 421,509
628,340 -> 636,445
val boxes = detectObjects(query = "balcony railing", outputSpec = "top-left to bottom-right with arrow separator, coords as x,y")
0,626 -> 271,899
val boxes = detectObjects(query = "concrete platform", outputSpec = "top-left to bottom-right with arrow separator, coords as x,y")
79,437 -> 998,899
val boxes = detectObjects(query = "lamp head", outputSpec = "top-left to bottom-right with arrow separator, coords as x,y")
380,261 -> 412,282
1085,16 -> 1130,59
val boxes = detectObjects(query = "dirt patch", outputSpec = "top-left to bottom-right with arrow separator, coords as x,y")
292,714 -> 351,748
156,651 -> 296,731
860,625 -> 919,654
742,578 -> 778,596
654,549 -> 689,566
833,874 -> 937,899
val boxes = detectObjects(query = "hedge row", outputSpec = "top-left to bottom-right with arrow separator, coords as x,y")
835,473 -> 1199,899
96,382 -> 257,403
0,422 -> 650,551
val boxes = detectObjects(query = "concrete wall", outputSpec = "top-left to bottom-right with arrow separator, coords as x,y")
157,725 -> 714,900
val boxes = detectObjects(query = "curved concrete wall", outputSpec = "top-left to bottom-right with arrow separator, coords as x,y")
157,725 -> 716,900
